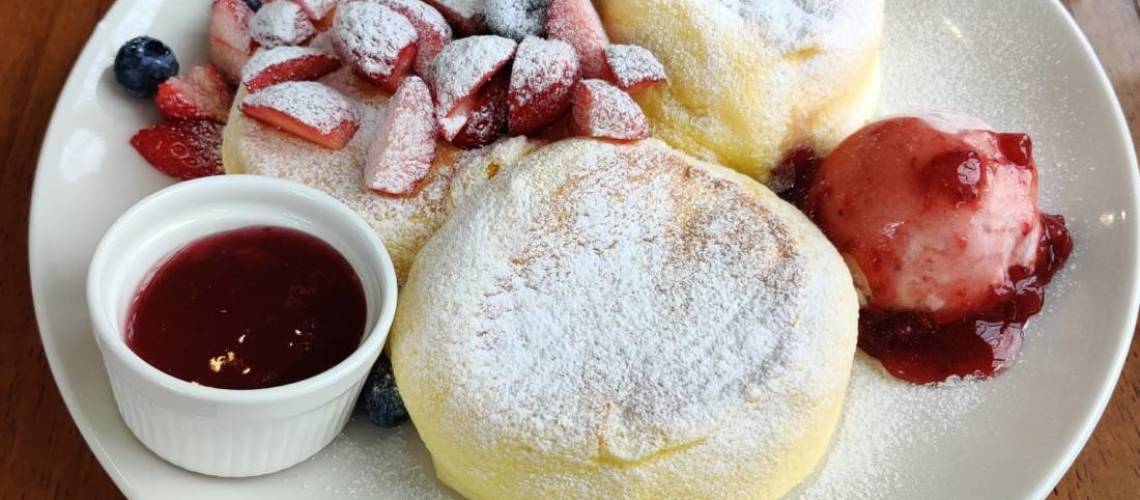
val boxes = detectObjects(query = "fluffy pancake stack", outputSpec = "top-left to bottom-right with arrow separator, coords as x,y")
597,0 -> 884,181
391,139 -> 858,499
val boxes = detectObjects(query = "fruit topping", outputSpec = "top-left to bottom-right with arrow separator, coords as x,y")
430,35 -> 517,140
114,36 -> 180,97
241,0 -> 262,12
453,73 -> 509,149
422,0 -> 485,37
364,76 -> 437,196
804,113 -> 1072,383
290,0 -> 338,21
997,132 -> 1033,167
130,120 -> 224,180
376,0 -> 454,78
360,355 -> 409,428
508,36 -> 578,135
485,0 -> 549,41
922,149 -> 985,202
155,65 -> 235,124
809,114 -> 1042,321
240,81 -> 360,149
570,79 -> 649,141
241,46 -> 341,92
604,44 -> 667,93
332,1 -> 419,92
210,0 -> 257,83
545,0 -> 609,79
250,0 -> 318,49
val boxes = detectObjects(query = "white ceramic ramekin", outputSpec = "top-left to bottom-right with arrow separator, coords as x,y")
86,175 -> 397,477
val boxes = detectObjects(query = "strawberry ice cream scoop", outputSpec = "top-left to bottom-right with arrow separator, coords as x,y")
809,113 -> 1043,322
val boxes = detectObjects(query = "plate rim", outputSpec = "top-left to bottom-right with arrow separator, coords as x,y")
27,0 -> 1140,498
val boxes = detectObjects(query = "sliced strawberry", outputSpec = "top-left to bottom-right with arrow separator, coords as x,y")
155,65 -> 235,124
130,120 -> 225,180
290,0 -> 338,21
421,0 -> 485,36
571,79 -> 649,141
376,0 -> 453,78
508,36 -> 578,135
240,81 -> 360,149
241,46 -> 341,92
364,76 -> 437,196
250,1 -> 318,49
453,73 -> 509,149
332,1 -> 419,92
603,44 -> 667,93
431,35 -> 517,140
210,0 -> 256,83
546,0 -> 609,79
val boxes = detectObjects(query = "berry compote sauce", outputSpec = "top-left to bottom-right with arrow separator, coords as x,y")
126,226 -> 367,390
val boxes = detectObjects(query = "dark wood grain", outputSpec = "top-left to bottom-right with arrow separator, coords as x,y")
1053,1 -> 1140,499
0,0 -> 122,498
0,0 -> 1136,498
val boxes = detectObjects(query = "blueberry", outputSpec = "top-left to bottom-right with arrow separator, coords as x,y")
241,0 -> 262,12
360,355 -> 409,428
114,36 -> 179,97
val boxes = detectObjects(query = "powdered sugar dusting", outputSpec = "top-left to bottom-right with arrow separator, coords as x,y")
424,0 -> 480,18
241,46 -> 336,87
333,1 -> 419,79
546,0 -> 610,78
712,0 -> 840,50
792,357 -> 985,499
249,0 -> 317,49
294,0 -> 339,20
604,44 -> 666,90
282,420 -> 458,499
228,68 -> 530,281
376,0 -> 454,77
597,0 -> 882,179
431,35 -> 517,115
509,36 -> 577,107
392,138 -> 859,496
484,0 -> 549,41
241,81 -> 356,135
573,79 -> 648,140
364,76 -> 437,194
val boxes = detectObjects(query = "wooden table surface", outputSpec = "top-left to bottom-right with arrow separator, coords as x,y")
1,0 -> 1137,498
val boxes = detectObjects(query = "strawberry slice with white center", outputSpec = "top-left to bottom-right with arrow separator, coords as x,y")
210,0 -> 256,84
333,1 -> 419,92
240,81 -> 360,149
603,44 -> 667,93
376,0 -> 453,78
130,120 -> 225,180
250,1 -> 318,49
431,35 -> 517,141
571,79 -> 649,141
241,46 -> 341,92
155,65 -> 235,124
290,0 -> 338,21
421,0 -> 485,36
364,76 -> 437,196
453,73 -> 509,149
508,35 -> 578,135
546,0 -> 609,79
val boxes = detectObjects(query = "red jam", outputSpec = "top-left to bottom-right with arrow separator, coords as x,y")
856,214 -> 1071,383
126,226 -> 367,390
775,140 -> 1073,384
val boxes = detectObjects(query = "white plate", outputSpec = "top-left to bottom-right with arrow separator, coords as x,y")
30,0 -> 1140,498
